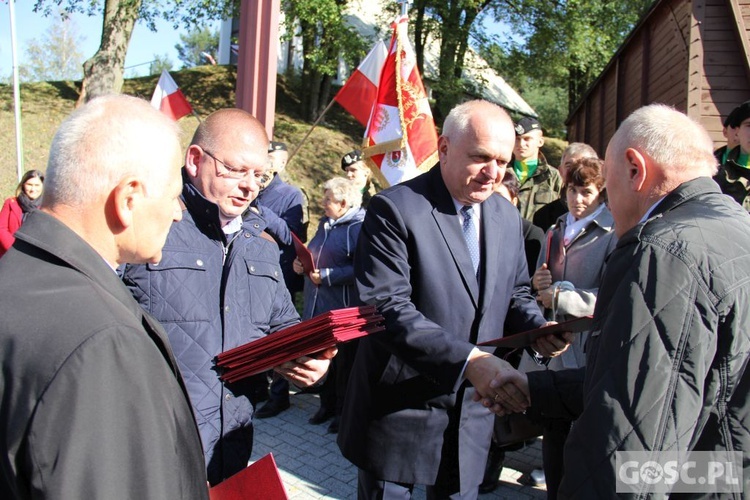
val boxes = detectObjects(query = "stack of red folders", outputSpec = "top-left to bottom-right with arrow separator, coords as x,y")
216,305 -> 384,383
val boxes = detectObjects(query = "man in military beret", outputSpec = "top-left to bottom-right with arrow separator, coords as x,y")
511,117 -> 563,221
715,100 -> 750,211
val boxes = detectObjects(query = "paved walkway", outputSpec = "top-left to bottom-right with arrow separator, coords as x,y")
251,390 -> 547,499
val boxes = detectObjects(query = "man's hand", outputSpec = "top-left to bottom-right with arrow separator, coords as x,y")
464,350 -> 529,414
275,347 -> 337,387
537,286 -> 555,309
476,368 -> 530,417
292,257 -> 305,275
532,263 -> 552,292
532,326 -> 574,358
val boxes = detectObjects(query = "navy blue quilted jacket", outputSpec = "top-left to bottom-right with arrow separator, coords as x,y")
301,207 -> 365,319
122,177 -> 299,485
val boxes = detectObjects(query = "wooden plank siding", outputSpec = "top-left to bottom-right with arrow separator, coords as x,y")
565,0 -> 750,150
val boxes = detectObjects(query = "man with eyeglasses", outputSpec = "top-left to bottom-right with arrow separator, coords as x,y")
122,108 -> 334,486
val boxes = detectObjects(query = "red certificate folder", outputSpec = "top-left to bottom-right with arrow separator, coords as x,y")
291,232 -> 315,274
209,453 -> 288,500
478,316 -> 594,349
216,306 -> 384,383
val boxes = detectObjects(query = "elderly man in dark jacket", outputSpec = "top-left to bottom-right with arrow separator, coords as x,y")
122,108 -> 334,486
0,95 -> 208,499
488,104 -> 750,498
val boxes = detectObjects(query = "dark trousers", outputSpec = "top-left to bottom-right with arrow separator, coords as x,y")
541,419 -> 571,500
357,468 -> 475,500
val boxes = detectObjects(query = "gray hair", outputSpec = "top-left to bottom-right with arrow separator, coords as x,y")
563,142 -> 598,161
609,104 -> 717,177
324,176 -> 363,209
44,95 -> 181,207
442,100 -> 510,140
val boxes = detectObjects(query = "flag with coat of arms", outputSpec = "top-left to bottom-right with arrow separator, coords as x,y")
361,15 -> 438,187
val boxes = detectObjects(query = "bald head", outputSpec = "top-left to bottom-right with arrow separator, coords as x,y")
191,108 -> 268,153
185,108 -> 270,226
604,104 -> 718,236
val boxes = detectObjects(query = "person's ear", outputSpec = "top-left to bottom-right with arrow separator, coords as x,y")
624,148 -> 648,192
184,145 -> 202,179
110,177 -> 146,230
538,135 -> 545,148
438,136 -> 449,162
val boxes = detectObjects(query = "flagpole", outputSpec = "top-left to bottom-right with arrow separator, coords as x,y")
398,0 -> 410,16
286,98 -> 337,166
9,0 -> 24,181
191,109 -> 202,123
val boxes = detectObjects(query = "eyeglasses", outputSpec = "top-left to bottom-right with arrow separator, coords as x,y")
201,148 -> 258,181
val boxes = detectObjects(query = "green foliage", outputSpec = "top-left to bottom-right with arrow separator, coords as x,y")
175,27 -> 219,68
283,0 -> 366,75
33,1 -> 240,32
282,0 -> 367,120
489,0 -> 652,110
21,13 -> 86,83
149,54 -> 174,76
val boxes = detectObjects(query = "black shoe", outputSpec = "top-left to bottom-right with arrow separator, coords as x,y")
478,445 -> 505,494
327,416 -> 340,434
308,406 -> 334,425
255,399 -> 290,419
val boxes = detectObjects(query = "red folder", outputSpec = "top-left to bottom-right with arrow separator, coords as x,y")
209,453 -> 288,500
478,316 -> 594,349
216,306 -> 384,383
291,232 -> 315,274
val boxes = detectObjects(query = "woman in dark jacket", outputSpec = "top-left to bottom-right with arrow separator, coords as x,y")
293,176 -> 365,433
0,169 -> 44,258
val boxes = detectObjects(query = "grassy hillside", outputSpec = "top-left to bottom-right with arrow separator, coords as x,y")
0,65 -> 366,233
0,65 -> 567,235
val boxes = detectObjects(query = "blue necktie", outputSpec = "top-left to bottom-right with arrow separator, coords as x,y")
461,205 -> 480,278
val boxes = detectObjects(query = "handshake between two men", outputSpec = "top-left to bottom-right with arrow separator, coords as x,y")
464,328 -> 575,416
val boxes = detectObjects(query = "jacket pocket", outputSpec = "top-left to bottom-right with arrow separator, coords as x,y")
242,258 -> 284,325
146,251 -> 213,323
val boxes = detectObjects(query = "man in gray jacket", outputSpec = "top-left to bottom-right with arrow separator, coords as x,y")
0,95 -> 208,499
488,104 -> 750,497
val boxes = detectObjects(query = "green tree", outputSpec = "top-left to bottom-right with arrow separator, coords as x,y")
489,0 -> 652,111
33,0 -> 237,103
149,53 -> 174,75
21,12 -> 86,82
283,0 -> 366,121
175,26 -> 219,68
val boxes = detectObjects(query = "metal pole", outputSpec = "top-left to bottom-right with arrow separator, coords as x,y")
8,0 -> 24,181
286,98 -> 337,166
398,0 -> 410,16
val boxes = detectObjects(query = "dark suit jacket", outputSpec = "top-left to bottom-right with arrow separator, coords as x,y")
337,165 -> 545,487
0,211 -> 208,499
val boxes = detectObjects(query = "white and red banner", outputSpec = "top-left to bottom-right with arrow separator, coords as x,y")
334,40 -> 388,127
362,16 -> 438,187
150,70 -> 193,121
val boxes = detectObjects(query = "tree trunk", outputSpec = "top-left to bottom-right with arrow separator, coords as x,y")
413,0 -> 427,77
77,0 -> 141,106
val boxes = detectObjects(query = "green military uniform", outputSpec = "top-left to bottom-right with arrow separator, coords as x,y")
515,152 -> 564,221
714,146 -> 750,212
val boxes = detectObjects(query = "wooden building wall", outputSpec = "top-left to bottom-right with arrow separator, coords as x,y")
565,0 -> 750,154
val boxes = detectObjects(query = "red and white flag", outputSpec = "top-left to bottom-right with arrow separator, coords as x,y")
150,70 -> 193,121
362,16 -> 438,187
334,40 -> 388,127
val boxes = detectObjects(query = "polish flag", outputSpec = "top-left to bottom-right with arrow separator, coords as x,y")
150,70 -> 193,121
362,16 -> 438,187
334,40 -> 388,127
